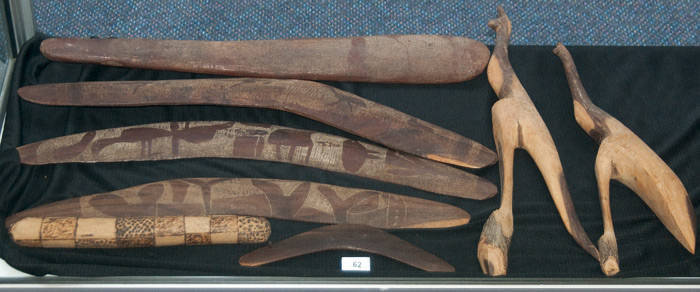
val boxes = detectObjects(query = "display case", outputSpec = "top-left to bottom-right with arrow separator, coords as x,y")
0,2 -> 697,290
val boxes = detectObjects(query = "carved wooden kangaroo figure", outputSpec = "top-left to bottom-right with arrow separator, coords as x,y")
477,7 -> 599,276
554,43 -> 696,276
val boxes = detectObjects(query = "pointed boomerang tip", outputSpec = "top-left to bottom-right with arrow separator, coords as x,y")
238,224 -> 455,272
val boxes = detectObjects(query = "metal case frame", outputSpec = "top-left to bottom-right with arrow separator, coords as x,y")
0,1 -> 696,290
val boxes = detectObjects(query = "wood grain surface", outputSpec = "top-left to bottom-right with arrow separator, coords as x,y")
239,224 -> 455,272
18,78 -> 497,169
476,7 -> 598,276
554,43 -> 696,276
8,215 -> 270,248
5,178 -> 470,230
17,121 -> 496,199
39,35 -> 489,84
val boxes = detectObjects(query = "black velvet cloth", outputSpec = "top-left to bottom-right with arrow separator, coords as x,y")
0,36 -> 697,277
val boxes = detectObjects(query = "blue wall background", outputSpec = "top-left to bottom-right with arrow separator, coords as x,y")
32,0 -> 699,46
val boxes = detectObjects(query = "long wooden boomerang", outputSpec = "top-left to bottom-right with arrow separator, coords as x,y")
40,35 -> 489,84
18,78 -> 497,169
17,121 -> 496,200
554,43 -> 696,276
5,178 -> 471,233
239,224 -> 455,272
476,7 -> 598,276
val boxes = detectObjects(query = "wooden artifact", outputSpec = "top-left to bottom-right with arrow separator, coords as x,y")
6,178 -> 471,230
8,214 -> 270,248
553,43 -> 696,276
17,121 -> 497,199
239,224 -> 455,272
476,7 -> 599,276
18,78 -> 497,169
40,35 -> 490,84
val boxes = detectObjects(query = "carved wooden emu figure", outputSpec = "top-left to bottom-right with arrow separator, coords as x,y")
553,43 -> 696,276
477,7 -> 599,276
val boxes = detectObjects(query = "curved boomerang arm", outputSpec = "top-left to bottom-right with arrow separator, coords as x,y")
16,121 -> 496,200
17,78 -> 497,169
554,43 -> 696,276
238,224 -> 455,272
476,6 -> 598,276
5,178 -> 471,230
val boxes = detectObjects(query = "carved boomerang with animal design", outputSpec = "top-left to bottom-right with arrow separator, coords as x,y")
553,43 -> 696,276
18,78 -> 497,169
40,35 -> 489,84
16,121 -> 496,199
7,179 -> 467,271
6,178 -> 471,244
476,7 -> 599,276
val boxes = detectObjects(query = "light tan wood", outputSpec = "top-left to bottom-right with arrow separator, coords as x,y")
8,215 -> 270,248
477,7 -> 599,276
554,43 -> 696,276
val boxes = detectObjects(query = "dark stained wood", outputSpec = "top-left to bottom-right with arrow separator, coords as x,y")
18,78 -> 497,169
554,43 -> 696,276
40,35 -> 489,84
5,178 -> 470,230
238,224 -> 455,272
7,215 -> 270,248
476,7 -> 599,276
17,121 -> 496,199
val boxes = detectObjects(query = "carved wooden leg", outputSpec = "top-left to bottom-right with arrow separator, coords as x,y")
478,115 -> 516,276
523,130 -> 599,260
594,155 -> 620,276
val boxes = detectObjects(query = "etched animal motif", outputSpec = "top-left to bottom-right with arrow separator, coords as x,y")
267,129 -> 314,163
168,122 -> 235,155
91,127 -> 173,158
88,194 -> 141,217
52,131 -> 97,161
341,140 -> 382,173
250,180 -> 311,218
180,178 -> 233,214
316,186 -> 377,223
232,128 -> 268,157
17,120 -> 497,199
91,122 -> 234,158
6,178 -> 471,233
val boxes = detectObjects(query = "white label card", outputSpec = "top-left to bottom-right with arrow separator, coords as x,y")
341,257 -> 371,272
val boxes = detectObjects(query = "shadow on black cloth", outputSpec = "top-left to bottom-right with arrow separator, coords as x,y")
0,35 -> 697,277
